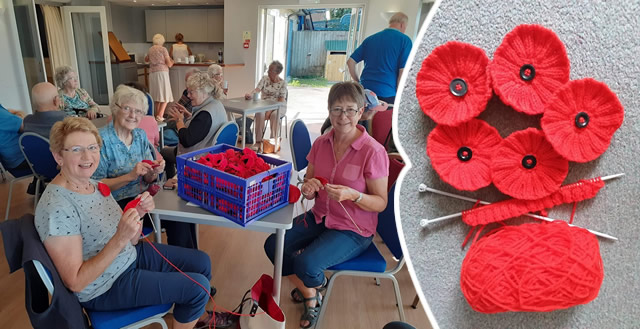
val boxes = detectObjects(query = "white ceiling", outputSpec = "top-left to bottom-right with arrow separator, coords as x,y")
109,0 -> 223,7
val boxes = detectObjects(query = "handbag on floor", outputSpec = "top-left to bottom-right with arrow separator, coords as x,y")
235,117 -> 254,145
237,274 -> 285,329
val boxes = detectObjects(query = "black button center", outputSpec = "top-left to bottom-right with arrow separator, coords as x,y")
449,78 -> 468,97
522,155 -> 537,169
574,112 -> 590,128
457,146 -> 472,162
520,64 -> 536,81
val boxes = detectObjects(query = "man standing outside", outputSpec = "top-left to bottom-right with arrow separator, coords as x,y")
347,12 -> 412,104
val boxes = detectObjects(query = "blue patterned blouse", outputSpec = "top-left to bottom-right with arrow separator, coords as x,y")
92,122 -> 154,201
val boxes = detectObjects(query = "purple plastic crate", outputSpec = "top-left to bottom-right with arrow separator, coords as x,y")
177,144 -> 291,226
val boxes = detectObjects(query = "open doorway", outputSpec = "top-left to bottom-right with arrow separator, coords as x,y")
256,6 -> 365,136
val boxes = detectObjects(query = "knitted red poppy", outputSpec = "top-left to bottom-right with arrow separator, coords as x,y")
427,119 -> 502,191
315,176 -> 328,186
289,184 -> 301,203
541,78 -> 624,162
97,182 -> 110,197
491,128 -> 569,200
489,24 -> 570,115
416,41 -> 492,126
147,184 -> 160,196
124,198 -> 141,212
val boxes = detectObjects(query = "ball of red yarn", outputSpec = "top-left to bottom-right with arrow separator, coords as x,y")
427,119 -> 502,191
460,221 -> 604,313
489,24 -> 570,115
491,128 -> 568,200
541,78 -> 624,163
416,41 -> 492,126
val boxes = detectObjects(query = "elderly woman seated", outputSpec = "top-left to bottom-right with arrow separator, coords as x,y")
263,82 -> 389,328
34,117 -> 236,329
244,60 -> 287,151
55,66 -> 100,119
207,64 -> 228,97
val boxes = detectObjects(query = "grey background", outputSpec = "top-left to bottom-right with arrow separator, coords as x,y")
396,1 -> 640,328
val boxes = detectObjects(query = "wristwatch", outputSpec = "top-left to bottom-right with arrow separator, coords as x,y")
353,191 -> 363,203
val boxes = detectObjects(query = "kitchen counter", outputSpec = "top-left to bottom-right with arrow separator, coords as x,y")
172,63 -> 245,67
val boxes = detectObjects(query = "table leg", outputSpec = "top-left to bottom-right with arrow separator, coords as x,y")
275,106 -> 281,151
273,227 -> 285,304
153,213 -> 162,243
159,125 -> 164,149
242,114 -> 247,149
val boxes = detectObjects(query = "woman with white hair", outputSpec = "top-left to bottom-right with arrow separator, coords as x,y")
145,33 -> 174,121
207,64 -> 227,96
55,66 -> 100,119
92,85 -> 165,209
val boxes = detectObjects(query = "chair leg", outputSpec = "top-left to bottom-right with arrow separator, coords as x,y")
375,277 -> 381,286
315,273 -> 339,329
5,179 -> 15,220
389,275 -> 406,321
411,294 -> 420,309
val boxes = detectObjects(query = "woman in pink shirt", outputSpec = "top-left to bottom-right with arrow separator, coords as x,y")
145,34 -> 174,122
264,82 -> 389,328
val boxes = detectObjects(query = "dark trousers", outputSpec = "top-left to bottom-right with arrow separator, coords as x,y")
81,242 -> 211,323
160,146 -> 178,178
264,211 -> 372,288
117,196 -> 198,249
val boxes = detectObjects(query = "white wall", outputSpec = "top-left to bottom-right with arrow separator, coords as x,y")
223,0 -> 421,99
0,0 -> 32,111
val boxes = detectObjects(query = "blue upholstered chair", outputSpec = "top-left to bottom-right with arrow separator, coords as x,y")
31,259 -> 172,329
213,121 -> 239,146
145,92 -> 154,116
19,133 -> 60,209
288,119 -> 312,185
315,184 -> 406,328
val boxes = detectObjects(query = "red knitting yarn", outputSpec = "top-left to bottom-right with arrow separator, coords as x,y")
460,221 -> 604,313
416,41 -> 492,126
489,24 -> 570,115
289,184 -> 301,204
427,119 -> 502,191
491,128 -> 568,200
462,177 -> 605,226
541,78 -> 624,163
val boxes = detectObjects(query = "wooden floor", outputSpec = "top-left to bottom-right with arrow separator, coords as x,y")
0,173 -> 431,329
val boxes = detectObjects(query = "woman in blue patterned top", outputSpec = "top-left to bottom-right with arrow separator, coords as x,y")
55,66 -> 100,119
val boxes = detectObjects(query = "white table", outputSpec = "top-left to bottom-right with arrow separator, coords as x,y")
149,188 -> 294,304
221,98 -> 284,149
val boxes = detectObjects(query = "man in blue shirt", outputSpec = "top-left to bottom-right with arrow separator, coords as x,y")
0,104 -> 28,172
347,12 -> 412,104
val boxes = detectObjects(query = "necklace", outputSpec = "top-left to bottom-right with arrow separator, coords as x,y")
60,172 -> 93,193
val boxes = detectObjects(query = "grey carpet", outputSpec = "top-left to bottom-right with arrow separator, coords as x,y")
396,0 -> 640,328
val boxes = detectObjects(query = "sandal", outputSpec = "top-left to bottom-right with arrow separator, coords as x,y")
291,276 -> 328,304
194,310 -> 238,329
300,291 -> 322,329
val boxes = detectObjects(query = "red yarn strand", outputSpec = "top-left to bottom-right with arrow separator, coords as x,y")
460,221 -> 604,313
462,177 -> 605,226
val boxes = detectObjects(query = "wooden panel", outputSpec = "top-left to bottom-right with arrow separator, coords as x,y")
290,31 -> 348,77
324,53 -> 346,82
108,32 -> 131,63
145,10 -> 166,43
207,9 -> 224,42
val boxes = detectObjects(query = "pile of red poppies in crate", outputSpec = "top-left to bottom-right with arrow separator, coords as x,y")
196,148 -> 271,179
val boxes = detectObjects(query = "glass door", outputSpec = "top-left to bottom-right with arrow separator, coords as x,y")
12,0 -> 47,108
344,7 -> 364,81
61,6 -> 113,105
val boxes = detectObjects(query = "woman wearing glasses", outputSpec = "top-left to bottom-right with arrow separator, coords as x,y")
263,82 -> 389,328
55,66 -> 100,119
34,116 -> 236,329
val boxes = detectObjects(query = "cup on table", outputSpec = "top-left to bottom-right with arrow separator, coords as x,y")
223,80 -> 229,95
176,57 -> 182,63
253,92 -> 260,101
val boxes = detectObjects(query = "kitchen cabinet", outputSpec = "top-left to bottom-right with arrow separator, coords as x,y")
166,9 -> 208,42
145,10 -> 166,42
145,9 -> 223,43
207,9 -> 224,42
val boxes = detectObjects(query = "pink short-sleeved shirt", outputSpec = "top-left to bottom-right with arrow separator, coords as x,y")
307,125 -> 389,237
148,45 -> 170,73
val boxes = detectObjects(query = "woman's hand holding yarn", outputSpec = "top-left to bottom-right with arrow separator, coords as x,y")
301,178 -> 323,197
115,208 -> 142,245
130,161 -> 152,180
324,184 -> 358,203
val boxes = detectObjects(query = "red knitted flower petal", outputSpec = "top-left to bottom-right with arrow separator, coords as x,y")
427,119 -> 502,191
416,41 -> 492,126
541,78 -> 624,163
489,24 -> 570,115
491,128 -> 568,200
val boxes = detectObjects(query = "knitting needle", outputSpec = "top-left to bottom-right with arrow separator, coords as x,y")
417,177 -> 622,241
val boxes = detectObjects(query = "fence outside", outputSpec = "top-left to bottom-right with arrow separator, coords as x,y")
289,30 -> 348,78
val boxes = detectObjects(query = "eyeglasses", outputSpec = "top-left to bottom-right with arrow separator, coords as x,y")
329,108 -> 359,117
117,104 -> 146,116
62,144 -> 100,155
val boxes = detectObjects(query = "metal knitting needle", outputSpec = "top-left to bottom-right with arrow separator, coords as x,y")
417,175 -> 623,241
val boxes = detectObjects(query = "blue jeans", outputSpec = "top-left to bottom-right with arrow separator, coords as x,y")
81,242 -> 211,323
264,211 -> 373,288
